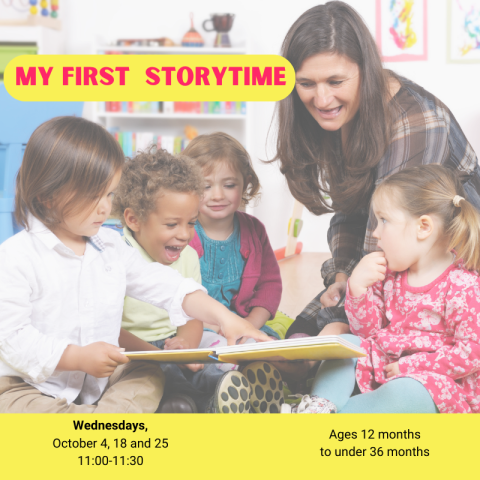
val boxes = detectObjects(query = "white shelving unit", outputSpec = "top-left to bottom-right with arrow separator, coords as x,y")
91,44 -> 250,159
97,113 -> 246,121
0,24 -> 64,54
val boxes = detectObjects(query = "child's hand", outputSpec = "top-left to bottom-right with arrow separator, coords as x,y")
221,314 -> 272,346
182,291 -> 271,346
78,342 -> 129,378
349,252 -> 387,297
164,336 -> 204,373
164,336 -> 191,350
385,362 -> 400,378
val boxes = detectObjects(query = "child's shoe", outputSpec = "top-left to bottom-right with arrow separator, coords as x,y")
290,394 -> 337,414
156,393 -> 198,413
241,362 -> 284,413
206,371 -> 252,413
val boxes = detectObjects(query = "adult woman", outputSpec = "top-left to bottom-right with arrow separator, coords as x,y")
274,1 -> 480,339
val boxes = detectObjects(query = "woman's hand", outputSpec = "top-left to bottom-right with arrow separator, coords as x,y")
349,252 -> 387,297
320,281 -> 347,307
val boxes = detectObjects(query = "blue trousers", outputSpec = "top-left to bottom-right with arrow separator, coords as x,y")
150,337 -> 225,413
311,334 -> 438,413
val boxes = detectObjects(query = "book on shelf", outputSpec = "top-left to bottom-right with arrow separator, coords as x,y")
163,101 -> 174,114
103,101 -> 163,113
211,101 -> 221,114
124,335 -> 366,365
174,101 -> 202,113
100,101 -> 245,115
109,128 -> 189,156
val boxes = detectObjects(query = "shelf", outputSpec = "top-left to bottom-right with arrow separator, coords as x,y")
97,112 -> 246,120
91,42 -> 250,156
0,16 -> 62,31
95,46 -> 246,55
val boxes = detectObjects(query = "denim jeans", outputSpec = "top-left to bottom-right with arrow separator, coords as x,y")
150,332 -> 231,413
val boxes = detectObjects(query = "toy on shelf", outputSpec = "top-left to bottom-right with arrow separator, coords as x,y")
184,125 -> 198,140
29,0 -> 38,15
0,0 -> 61,28
116,37 -> 176,47
50,0 -> 58,18
203,13 -> 235,48
40,0 -> 47,16
275,200 -> 304,261
27,0 -> 58,17
182,13 -> 204,47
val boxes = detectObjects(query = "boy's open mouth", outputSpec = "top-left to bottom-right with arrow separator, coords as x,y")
165,245 -> 184,262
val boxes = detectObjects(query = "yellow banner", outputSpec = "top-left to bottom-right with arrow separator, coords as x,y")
0,414 -> 475,479
3,55 -> 295,102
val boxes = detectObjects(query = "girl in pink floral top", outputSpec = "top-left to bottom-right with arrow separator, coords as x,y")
288,164 -> 480,414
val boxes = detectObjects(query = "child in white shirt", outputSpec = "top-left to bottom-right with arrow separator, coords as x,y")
0,116 -> 269,413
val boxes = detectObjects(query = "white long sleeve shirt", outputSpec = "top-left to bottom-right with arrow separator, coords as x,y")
0,216 -> 206,405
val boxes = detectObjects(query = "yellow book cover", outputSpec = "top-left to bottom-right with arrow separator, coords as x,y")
124,336 -> 366,364
125,348 -> 216,363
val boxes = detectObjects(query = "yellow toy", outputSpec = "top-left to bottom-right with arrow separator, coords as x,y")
28,0 -> 59,18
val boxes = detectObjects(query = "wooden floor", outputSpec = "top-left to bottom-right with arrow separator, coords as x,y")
278,252 -> 331,319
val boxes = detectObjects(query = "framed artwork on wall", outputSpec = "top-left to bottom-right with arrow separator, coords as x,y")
447,0 -> 480,63
376,0 -> 428,62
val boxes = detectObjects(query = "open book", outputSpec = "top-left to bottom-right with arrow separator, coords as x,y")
125,335 -> 366,365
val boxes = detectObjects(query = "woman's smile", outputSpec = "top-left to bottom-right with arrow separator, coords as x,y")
316,105 -> 343,119
295,52 -> 361,132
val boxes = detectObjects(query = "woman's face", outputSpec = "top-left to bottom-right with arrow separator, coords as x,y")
295,52 -> 361,132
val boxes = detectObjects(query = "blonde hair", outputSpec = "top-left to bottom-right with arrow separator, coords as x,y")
182,132 -> 260,206
374,164 -> 480,271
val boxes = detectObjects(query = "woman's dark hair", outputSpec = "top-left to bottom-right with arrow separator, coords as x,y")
15,116 -> 125,229
271,1 -> 398,215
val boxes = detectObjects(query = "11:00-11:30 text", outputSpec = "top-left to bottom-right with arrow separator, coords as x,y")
78,456 -> 143,466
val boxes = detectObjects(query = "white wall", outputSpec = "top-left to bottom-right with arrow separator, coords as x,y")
2,0 -> 479,252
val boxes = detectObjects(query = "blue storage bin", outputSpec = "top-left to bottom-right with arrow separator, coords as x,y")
0,83 -> 84,244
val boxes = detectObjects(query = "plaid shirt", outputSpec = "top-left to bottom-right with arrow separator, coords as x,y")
321,77 -> 480,288
295,77 -> 480,330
